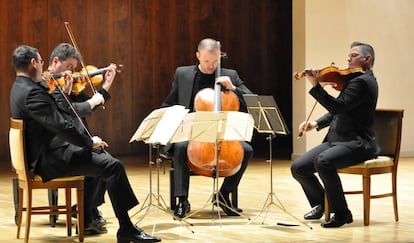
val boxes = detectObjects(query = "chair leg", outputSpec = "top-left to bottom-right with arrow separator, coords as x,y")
16,187 -> 23,239
65,188 -> 72,236
12,178 -> 19,225
362,175 -> 371,226
77,185 -> 84,242
392,172 -> 399,222
25,189 -> 33,243
170,167 -> 176,211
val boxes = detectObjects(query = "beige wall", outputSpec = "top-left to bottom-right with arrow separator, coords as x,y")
292,0 -> 414,159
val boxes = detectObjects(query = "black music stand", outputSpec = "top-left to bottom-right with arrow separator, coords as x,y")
129,105 -> 194,233
243,94 -> 311,229
170,111 -> 254,225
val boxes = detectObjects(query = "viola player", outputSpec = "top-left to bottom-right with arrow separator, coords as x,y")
10,45 -> 161,242
291,41 -> 379,228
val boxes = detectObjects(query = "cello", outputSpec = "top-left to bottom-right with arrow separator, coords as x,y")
186,42 -> 244,177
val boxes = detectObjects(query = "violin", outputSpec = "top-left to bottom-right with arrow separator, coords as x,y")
294,63 -> 365,91
294,63 -> 365,139
42,64 -> 122,95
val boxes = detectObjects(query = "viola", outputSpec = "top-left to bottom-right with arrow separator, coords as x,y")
294,64 -> 365,91
42,64 -> 122,95
294,64 -> 365,138
70,64 -> 122,95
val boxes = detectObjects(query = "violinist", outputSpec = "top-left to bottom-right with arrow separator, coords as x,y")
161,38 -> 253,218
10,45 -> 161,242
45,43 -> 115,234
290,41 -> 379,228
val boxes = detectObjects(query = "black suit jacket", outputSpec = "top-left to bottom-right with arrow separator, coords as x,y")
10,76 -> 92,181
312,69 -> 379,152
161,65 -> 252,111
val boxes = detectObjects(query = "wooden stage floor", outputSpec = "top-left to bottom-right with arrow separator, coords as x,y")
1,156 -> 413,242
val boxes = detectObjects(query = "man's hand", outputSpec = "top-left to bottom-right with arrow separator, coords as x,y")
92,136 -> 109,149
61,70 -> 73,94
87,92 -> 105,109
216,76 -> 236,91
102,63 -> 117,91
304,69 -> 318,87
298,120 -> 318,133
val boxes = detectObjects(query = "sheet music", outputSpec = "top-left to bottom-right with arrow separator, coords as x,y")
223,111 -> 254,142
170,111 -> 254,143
148,105 -> 189,145
242,94 -> 289,135
129,105 -> 189,144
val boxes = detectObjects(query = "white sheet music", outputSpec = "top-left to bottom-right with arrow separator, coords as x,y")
170,111 -> 254,143
129,105 -> 189,144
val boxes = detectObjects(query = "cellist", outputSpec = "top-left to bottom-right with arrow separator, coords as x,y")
161,38 -> 254,218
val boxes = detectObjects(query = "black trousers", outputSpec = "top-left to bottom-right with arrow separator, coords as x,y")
172,141 -> 253,198
84,176 -> 106,208
65,149 -> 138,224
291,141 -> 376,213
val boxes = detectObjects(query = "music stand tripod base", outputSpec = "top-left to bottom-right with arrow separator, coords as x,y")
242,95 -> 311,229
130,144 -> 194,234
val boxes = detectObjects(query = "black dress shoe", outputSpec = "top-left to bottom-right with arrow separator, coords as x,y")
91,208 -> 107,227
84,221 -> 108,236
174,200 -> 190,218
321,210 -> 353,228
117,226 -> 161,243
304,204 -> 324,220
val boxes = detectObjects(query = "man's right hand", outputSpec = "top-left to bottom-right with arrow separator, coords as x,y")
92,136 -> 109,149
87,93 -> 105,109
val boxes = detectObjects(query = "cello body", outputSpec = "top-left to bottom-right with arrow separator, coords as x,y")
187,88 -> 244,177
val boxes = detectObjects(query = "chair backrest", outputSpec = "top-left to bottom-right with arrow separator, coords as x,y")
9,118 -> 30,182
373,109 -> 404,167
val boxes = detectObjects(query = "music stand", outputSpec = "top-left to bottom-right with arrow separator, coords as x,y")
243,94 -> 311,229
129,105 -> 194,233
170,111 -> 254,225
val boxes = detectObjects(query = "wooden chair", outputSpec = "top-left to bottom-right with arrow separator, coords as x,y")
324,109 -> 404,226
9,118 -> 85,242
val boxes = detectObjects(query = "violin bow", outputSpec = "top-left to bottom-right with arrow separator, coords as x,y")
64,21 -> 104,109
297,100 -> 317,139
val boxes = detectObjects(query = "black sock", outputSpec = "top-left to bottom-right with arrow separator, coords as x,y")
178,196 -> 187,203
118,211 -> 134,232
91,207 -> 99,219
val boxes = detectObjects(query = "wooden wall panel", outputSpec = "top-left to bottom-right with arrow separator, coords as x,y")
0,0 -> 49,161
0,0 -> 292,161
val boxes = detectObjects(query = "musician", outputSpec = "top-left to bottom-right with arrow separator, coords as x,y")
290,41 -> 379,228
161,38 -> 253,218
46,43 -> 111,233
9,45 -> 161,242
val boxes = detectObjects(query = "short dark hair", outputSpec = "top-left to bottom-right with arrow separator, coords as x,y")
197,38 -> 221,52
12,45 -> 39,71
49,43 -> 81,65
351,41 -> 375,67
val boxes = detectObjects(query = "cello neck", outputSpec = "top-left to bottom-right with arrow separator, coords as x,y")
213,41 -> 222,112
